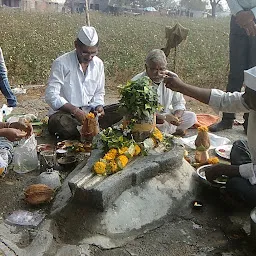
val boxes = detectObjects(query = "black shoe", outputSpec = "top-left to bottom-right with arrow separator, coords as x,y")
208,120 -> 233,132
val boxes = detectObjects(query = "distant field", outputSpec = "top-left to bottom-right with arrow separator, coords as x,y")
0,10 -> 230,89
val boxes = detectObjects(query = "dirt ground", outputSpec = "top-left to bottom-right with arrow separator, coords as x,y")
1,86 -> 253,256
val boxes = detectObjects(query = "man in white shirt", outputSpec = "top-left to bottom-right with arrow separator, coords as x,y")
209,0 -> 256,134
132,49 -> 196,136
164,67 -> 256,207
45,26 -> 106,139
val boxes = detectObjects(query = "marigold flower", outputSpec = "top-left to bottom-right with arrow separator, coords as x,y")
117,155 -> 129,168
197,126 -> 208,132
86,112 -> 95,119
103,152 -> 116,161
152,127 -> 163,142
207,157 -> 219,164
134,144 -> 141,156
118,147 -> 128,155
109,148 -> 118,156
93,161 -> 106,175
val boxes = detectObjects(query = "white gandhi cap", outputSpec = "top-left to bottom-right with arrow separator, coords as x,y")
77,26 -> 98,46
244,66 -> 256,91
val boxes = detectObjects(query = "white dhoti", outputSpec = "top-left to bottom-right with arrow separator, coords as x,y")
157,111 -> 196,135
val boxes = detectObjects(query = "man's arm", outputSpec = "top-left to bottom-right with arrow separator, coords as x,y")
205,164 -> 240,183
164,75 -> 249,113
45,60 -> 85,122
164,76 -> 211,104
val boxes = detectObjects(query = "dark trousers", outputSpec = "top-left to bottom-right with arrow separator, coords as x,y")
48,103 -> 123,140
227,140 -> 256,207
223,16 -> 256,122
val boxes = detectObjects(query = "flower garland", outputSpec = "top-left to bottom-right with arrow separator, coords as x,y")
93,127 -> 165,176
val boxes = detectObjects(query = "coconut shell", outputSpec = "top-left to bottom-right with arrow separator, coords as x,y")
195,130 -> 210,150
81,116 -> 99,141
195,150 -> 209,164
24,184 -> 54,205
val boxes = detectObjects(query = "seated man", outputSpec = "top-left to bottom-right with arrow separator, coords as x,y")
132,49 -> 196,136
0,121 -> 33,176
45,26 -> 106,139
0,47 -> 17,107
164,67 -> 256,208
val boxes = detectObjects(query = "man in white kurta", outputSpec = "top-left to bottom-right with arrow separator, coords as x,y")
45,26 -> 105,139
132,49 -> 196,136
165,67 -> 256,207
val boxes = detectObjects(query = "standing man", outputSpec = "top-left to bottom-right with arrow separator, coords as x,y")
0,47 -> 17,107
132,49 -> 196,136
45,26 -> 105,139
209,0 -> 256,133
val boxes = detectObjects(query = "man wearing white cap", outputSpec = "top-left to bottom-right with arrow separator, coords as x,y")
45,26 -> 106,139
164,67 -> 256,208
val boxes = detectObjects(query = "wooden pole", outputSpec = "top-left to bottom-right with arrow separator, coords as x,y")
84,0 -> 90,26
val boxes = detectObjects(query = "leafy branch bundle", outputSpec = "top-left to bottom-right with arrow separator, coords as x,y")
118,77 -> 159,120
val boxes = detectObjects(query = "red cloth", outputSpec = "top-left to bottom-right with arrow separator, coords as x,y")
192,114 -> 220,128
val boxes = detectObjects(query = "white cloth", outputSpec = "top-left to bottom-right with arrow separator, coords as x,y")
45,50 -> 105,116
244,67 -> 256,91
227,0 -> 256,16
77,26 -> 98,46
209,89 -> 256,184
132,71 -> 196,134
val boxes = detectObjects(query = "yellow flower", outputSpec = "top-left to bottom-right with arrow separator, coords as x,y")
109,160 -> 118,173
93,161 -> 106,175
198,126 -> 208,132
152,127 -> 163,142
86,112 -> 95,119
103,152 -> 116,161
118,147 -> 128,155
109,148 -> 118,156
117,155 -> 129,169
208,157 -> 219,164
134,144 -> 141,156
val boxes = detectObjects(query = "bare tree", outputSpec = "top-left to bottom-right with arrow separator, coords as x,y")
210,0 -> 221,17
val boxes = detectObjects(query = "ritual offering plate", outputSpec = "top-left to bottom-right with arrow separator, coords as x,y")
215,144 -> 232,160
37,144 -> 53,153
57,156 -> 77,169
196,164 -> 227,186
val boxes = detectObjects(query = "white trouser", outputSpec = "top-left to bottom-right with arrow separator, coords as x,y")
157,111 -> 197,134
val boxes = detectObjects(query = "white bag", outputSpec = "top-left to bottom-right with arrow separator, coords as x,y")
13,134 -> 38,173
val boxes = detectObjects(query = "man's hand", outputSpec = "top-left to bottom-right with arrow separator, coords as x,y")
174,110 -> 184,119
1,128 -> 28,142
205,164 -> 240,183
9,122 -> 33,137
95,105 -> 105,117
73,108 -> 86,123
236,10 -> 254,28
165,114 -> 181,126
164,75 -> 186,92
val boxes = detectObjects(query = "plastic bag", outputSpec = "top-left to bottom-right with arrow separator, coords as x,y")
5,210 -> 45,226
13,134 -> 38,173
0,149 -> 8,177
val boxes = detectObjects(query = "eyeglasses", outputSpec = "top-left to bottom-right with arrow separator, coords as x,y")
81,50 -> 98,57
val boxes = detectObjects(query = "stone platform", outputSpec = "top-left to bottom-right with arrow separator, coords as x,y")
69,143 -> 184,211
